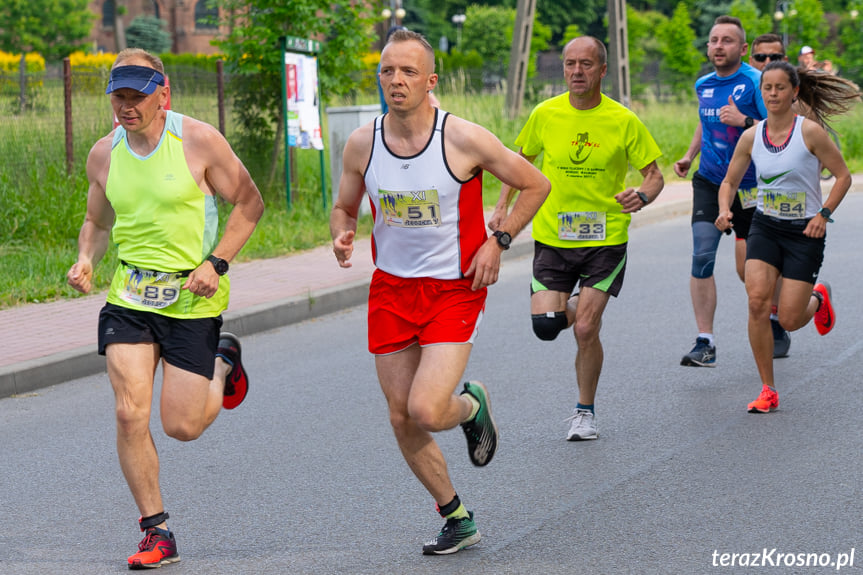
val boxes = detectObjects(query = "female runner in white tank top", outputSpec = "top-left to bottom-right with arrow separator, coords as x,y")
714,61 -> 858,413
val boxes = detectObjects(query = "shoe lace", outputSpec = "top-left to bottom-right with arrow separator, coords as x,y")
137,530 -> 160,553
563,409 -> 588,425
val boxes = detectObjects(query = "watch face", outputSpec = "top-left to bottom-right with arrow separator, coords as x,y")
495,231 -> 512,248
209,256 -> 228,275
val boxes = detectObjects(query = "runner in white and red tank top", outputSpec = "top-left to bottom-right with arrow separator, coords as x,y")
330,29 -> 549,556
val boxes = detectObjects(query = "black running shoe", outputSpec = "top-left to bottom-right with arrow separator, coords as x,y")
422,511 -> 481,555
460,381 -> 498,467
216,332 -> 248,409
771,318 -> 791,358
680,337 -> 716,367
127,527 -> 180,569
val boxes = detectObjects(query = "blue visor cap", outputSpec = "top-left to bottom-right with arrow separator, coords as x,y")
106,65 -> 165,95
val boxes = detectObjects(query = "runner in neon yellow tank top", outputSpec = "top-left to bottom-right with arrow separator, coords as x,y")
489,36 -> 664,442
66,48 -> 264,569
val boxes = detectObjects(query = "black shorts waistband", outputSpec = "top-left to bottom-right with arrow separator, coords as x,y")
754,210 -> 809,227
121,260 -> 195,277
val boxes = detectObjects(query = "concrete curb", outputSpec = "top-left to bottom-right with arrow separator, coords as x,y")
0,200 -> 695,399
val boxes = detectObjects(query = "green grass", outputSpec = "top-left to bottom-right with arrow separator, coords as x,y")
2,81 -> 863,309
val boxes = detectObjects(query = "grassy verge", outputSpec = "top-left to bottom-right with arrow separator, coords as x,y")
2,87 -> 862,309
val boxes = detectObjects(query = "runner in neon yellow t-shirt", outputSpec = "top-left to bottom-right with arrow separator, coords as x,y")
489,36 -> 664,442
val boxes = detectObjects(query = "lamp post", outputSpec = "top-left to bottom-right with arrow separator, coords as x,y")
382,0 -> 406,28
452,13 -> 466,48
773,1 -> 797,48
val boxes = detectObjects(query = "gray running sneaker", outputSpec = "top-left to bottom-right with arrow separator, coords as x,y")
565,408 -> 598,441
460,381 -> 498,467
771,318 -> 791,358
422,511 -> 481,555
680,337 -> 716,367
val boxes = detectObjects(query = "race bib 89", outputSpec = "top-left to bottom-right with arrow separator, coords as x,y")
119,267 -> 183,309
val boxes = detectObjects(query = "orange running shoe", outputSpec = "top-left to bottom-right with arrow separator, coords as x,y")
747,385 -> 779,413
812,282 -> 835,335
128,527 -> 180,569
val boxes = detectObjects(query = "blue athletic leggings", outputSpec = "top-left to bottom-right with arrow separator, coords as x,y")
691,221 -> 723,278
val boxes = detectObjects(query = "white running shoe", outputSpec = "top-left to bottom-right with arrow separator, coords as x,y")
565,408 -> 598,441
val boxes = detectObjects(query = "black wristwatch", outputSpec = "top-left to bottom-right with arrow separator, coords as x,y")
818,207 -> 834,222
636,191 -> 649,205
492,230 -> 512,250
206,254 -> 229,275
744,116 -> 755,128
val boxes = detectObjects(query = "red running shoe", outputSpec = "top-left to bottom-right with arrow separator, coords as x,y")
217,332 -> 249,409
812,282 -> 835,335
747,385 -> 779,413
128,527 -> 180,569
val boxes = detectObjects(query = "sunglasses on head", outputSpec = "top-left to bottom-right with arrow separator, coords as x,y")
753,53 -> 785,63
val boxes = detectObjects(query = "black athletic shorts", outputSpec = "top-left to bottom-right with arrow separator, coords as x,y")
691,170 -> 754,239
531,241 -> 627,297
746,210 -> 825,283
97,303 -> 223,379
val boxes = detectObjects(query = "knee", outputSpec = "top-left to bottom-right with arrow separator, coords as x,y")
691,250 -> 716,279
573,317 -> 601,345
115,402 -> 151,437
747,296 -> 771,319
532,312 -> 568,341
407,402 -> 446,432
163,419 -> 205,442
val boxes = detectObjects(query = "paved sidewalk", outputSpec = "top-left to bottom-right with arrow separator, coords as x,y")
0,177 -> 752,397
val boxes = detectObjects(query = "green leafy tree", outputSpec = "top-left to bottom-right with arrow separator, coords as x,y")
836,8 -> 863,82
627,7 -> 669,96
214,0 -> 377,189
562,24 -> 582,46
125,16 -> 172,54
658,2 -> 705,95
782,0 -> 828,58
459,4 -> 550,80
727,0 -> 773,40
0,0 -> 94,61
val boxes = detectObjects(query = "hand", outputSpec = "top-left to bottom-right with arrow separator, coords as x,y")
67,261 -> 94,294
719,95 -> 746,127
714,211 -> 734,233
616,188 -> 646,214
333,230 -> 355,268
465,237 -> 502,291
182,264 -> 220,298
487,204 -> 508,231
803,216 -> 827,238
673,157 -> 691,178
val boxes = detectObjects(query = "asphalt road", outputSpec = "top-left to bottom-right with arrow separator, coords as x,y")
1,197 -> 861,574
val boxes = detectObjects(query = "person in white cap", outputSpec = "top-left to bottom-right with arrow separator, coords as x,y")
798,46 -> 817,70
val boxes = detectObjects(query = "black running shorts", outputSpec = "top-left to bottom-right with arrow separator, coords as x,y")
97,303 -> 223,379
531,241 -> 627,297
746,210 -> 825,283
691,170 -> 754,239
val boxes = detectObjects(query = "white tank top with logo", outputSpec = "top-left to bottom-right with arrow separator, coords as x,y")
752,115 -> 822,219
363,109 -> 487,279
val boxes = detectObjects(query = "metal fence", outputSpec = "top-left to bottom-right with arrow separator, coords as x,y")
0,57 -> 690,191
0,63 -> 234,183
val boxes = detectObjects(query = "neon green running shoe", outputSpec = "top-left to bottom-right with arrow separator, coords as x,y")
422,511 -> 481,555
460,381 -> 498,467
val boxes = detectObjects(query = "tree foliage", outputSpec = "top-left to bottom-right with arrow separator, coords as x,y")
658,2 -> 706,94
125,16 -> 172,54
214,0 -> 377,185
0,0 -> 94,61
459,4 -> 550,79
